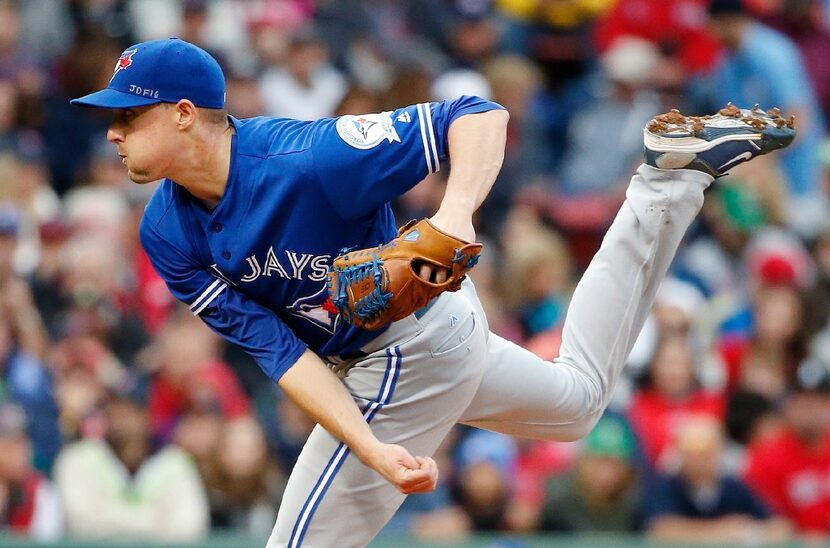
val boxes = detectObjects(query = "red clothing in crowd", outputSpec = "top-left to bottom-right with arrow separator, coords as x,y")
134,248 -> 174,335
594,0 -> 720,73
628,389 -> 725,465
149,359 -> 251,441
7,473 -> 43,533
512,440 -> 578,509
719,336 -> 800,395
745,429 -> 830,532
719,336 -> 750,393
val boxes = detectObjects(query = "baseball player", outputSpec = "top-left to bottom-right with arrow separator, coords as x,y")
71,39 -> 795,547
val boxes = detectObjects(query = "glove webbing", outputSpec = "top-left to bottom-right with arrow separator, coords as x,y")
329,256 -> 392,323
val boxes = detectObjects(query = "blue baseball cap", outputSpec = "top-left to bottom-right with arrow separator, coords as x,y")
70,38 -> 225,110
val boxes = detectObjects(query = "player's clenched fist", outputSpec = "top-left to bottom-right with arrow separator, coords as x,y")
362,443 -> 439,494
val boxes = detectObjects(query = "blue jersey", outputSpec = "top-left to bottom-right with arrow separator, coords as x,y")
140,96 -> 503,381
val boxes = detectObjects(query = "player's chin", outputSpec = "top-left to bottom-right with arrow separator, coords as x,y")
127,168 -> 159,185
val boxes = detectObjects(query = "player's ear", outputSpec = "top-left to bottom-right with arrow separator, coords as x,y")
172,99 -> 197,131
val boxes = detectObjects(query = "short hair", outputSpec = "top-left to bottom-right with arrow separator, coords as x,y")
202,107 -> 229,127
162,102 -> 228,126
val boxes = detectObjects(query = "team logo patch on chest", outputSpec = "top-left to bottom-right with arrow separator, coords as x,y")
336,111 -> 401,150
287,284 -> 340,333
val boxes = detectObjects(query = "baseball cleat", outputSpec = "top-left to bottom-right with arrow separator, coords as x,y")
643,104 -> 796,177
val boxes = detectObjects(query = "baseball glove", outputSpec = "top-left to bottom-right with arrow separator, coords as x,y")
327,219 -> 483,330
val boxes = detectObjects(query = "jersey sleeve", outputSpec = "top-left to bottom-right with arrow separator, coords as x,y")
139,219 -> 307,381
309,95 -> 505,219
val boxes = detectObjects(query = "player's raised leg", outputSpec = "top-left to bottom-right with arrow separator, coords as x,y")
460,106 -> 795,440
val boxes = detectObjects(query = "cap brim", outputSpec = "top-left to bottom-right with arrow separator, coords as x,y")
70,88 -> 162,109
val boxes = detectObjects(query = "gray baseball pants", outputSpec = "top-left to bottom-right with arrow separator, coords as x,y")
267,165 -> 713,547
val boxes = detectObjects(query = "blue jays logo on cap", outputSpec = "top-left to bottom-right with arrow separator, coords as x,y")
111,49 -> 137,82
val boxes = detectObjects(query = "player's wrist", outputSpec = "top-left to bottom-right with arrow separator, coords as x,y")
436,194 -> 476,219
429,208 -> 475,243
352,436 -> 385,468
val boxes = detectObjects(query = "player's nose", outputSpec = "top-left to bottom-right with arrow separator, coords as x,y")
106,126 -> 124,144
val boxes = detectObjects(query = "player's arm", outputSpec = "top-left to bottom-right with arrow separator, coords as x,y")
279,350 -> 438,494
140,219 -> 437,493
309,95 -> 507,220
429,108 -> 509,243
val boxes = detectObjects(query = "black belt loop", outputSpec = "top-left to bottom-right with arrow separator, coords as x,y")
337,350 -> 369,361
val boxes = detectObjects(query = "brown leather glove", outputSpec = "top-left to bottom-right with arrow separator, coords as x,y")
327,219 -> 483,330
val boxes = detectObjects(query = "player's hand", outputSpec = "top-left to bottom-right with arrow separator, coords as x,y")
364,442 -> 439,494
419,209 -> 476,284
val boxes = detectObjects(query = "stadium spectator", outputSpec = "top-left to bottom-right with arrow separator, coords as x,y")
0,0 -> 47,132
645,414 -> 790,543
673,181 -> 765,299
247,387 -> 312,476
42,30 -> 123,194
744,361 -> 830,532
172,410 -> 224,481
0,208 -> 59,471
48,334 -> 121,442
501,217 -> 572,344
50,234 -> 149,366
54,393 -> 209,541
147,313 -> 250,443
0,403 -> 61,541
627,277 -> 709,381
803,226 -> 830,338
506,437 -> 578,532
594,0 -> 719,79
717,234 -> 811,398
556,37 -> 660,198
723,390 -> 784,472
0,315 -> 60,474
478,54 -> 550,235
257,23 -> 348,121
453,429 -> 517,531
499,0 -> 614,87
538,414 -> 642,532
203,416 -> 284,536
761,0 -> 830,120
629,335 -> 725,466
704,0 -> 827,235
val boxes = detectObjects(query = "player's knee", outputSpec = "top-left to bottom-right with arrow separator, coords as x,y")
547,412 -> 602,442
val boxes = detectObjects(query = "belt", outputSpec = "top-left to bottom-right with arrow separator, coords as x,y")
335,298 -> 438,361
414,296 -> 438,319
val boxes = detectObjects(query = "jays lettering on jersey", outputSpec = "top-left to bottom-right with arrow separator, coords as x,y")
140,95 -> 503,380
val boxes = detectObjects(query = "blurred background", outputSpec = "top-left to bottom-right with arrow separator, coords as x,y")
1,0 -> 830,545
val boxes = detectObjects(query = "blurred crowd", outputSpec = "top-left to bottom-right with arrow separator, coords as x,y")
2,0 -> 830,544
